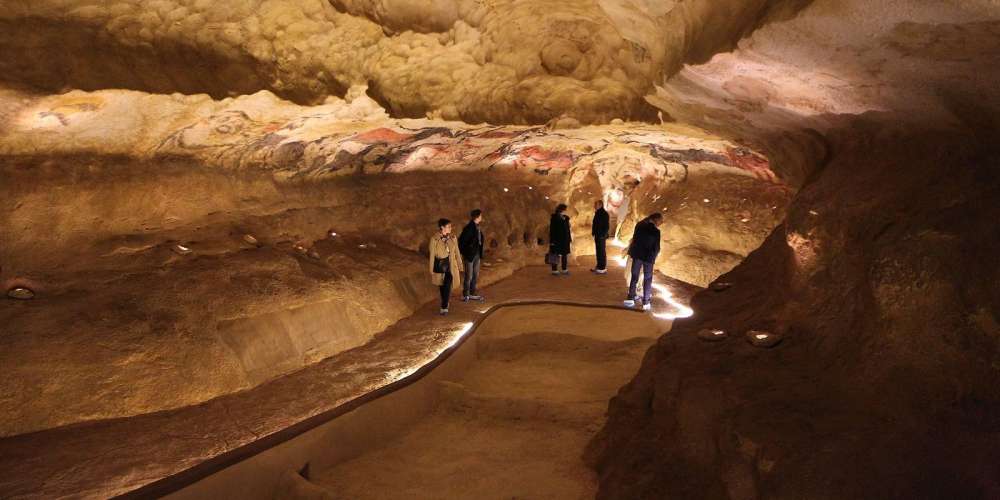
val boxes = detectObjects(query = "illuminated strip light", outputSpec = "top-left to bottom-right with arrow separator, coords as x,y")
651,283 -> 694,320
385,322 -> 475,382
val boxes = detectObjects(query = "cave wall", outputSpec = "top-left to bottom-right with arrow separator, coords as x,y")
0,86 -> 785,435
591,0 -> 1000,497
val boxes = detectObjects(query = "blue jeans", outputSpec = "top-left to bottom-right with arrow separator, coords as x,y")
628,258 -> 654,304
463,255 -> 481,296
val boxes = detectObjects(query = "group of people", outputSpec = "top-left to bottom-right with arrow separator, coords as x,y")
429,202 -> 664,315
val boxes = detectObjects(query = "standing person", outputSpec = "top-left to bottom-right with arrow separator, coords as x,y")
548,203 -> 572,275
429,218 -> 463,315
590,199 -> 610,275
624,213 -> 664,311
458,208 -> 486,302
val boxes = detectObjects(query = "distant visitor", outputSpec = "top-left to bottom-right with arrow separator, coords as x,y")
429,218 -> 463,315
547,203 -> 572,275
590,199 -> 610,275
458,208 -> 487,302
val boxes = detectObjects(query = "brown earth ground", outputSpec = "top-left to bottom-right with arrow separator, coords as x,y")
307,304 -> 663,500
0,256 -> 697,498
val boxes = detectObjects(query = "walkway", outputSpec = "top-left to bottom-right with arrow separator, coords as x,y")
0,256 -> 698,498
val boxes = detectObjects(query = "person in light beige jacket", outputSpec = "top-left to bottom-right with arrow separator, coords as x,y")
429,218 -> 464,315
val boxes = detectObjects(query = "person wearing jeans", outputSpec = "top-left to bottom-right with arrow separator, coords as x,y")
548,203 -> 572,275
591,199 -> 610,274
458,208 -> 486,301
624,213 -> 663,311
429,218 -> 463,315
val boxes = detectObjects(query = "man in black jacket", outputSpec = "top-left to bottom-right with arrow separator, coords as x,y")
624,213 -> 663,311
591,199 -> 610,274
458,208 -> 486,301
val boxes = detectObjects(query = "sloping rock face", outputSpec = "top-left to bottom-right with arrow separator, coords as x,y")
589,122 -> 1000,499
590,0 -> 1000,497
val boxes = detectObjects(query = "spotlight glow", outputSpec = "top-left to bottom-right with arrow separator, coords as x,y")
651,283 -> 694,319
448,322 -> 475,348
386,321 -> 475,382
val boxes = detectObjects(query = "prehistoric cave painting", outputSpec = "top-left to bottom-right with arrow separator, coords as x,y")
29,96 -> 105,128
151,106 -> 775,184
725,146 -> 777,183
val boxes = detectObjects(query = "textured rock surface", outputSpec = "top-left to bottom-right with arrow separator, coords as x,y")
0,0 -> 811,124
0,0 -> 998,496
0,87 -> 782,435
591,0 -> 1000,498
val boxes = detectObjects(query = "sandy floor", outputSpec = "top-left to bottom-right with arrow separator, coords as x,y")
312,304 -> 663,499
0,256 -> 697,498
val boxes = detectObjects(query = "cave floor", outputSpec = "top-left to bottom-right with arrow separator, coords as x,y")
312,304 -> 662,500
0,256 -> 699,498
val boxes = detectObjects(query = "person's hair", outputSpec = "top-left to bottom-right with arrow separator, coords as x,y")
595,199 -> 604,207
648,213 -> 663,222
555,203 -> 568,214
470,208 -> 482,219
437,218 -> 451,229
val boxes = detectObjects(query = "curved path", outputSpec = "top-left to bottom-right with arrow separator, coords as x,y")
0,257 -> 698,498
308,303 -> 662,499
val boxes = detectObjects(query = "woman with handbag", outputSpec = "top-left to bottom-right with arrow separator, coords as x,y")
548,203 -> 572,275
429,218 -> 464,315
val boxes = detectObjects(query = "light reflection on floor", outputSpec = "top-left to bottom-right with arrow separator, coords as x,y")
610,238 -> 694,320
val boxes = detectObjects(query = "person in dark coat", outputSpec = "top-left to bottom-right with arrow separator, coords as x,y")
458,208 -> 486,302
548,203 -> 572,275
590,199 -> 610,274
625,213 -> 663,311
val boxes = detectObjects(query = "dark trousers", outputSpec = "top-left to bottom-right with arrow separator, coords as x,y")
463,255 -> 480,296
594,237 -> 607,270
440,271 -> 453,309
628,258 -> 654,304
550,253 -> 568,271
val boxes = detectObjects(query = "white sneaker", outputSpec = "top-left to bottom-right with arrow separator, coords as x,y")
642,303 -> 652,312
440,308 -> 449,315
594,269 -> 608,275
468,295 -> 485,301
461,296 -> 470,302
551,270 -> 560,276
623,299 -> 635,307
561,270 -> 570,275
